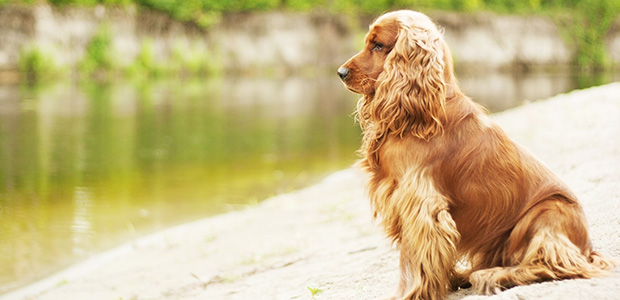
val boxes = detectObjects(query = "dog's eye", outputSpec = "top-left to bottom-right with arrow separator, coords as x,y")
371,42 -> 384,52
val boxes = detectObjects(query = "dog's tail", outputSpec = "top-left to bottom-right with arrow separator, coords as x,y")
587,250 -> 617,275
511,198 -> 617,281
471,231 -> 617,295
524,232 -> 616,281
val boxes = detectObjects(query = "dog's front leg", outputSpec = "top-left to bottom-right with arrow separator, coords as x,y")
389,173 -> 460,300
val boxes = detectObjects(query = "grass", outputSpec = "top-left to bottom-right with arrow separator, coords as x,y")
307,284 -> 323,299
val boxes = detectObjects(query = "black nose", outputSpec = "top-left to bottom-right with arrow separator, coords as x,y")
337,67 -> 349,80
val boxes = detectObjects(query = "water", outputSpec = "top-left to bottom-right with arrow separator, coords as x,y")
0,77 -> 362,293
0,70 -> 617,293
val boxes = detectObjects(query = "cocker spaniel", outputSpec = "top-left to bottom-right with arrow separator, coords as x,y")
337,10 -> 615,300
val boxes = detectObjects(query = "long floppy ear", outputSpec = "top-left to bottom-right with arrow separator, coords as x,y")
441,39 -> 462,99
371,21 -> 447,140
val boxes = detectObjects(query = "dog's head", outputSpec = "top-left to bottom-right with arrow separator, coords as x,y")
338,10 -> 458,140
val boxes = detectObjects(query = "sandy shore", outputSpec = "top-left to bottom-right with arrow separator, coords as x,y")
2,83 -> 620,300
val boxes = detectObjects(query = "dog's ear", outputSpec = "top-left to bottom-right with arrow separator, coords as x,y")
372,22 -> 447,140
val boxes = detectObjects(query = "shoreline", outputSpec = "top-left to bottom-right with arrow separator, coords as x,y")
2,83 -> 620,299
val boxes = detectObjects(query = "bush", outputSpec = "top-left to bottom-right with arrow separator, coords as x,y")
80,25 -> 116,77
170,42 -> 222,77
18,45 -> 63,81
127,39 -> 160,77
572,0 -> 620,69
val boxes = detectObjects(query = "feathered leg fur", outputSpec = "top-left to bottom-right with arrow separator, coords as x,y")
381,170 -> 460,300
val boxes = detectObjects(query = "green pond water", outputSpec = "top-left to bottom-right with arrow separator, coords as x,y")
0,71 -> 616,293
0,77 -> 362,293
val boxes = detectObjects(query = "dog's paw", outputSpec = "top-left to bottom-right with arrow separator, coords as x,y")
450,273 -> 472,291
469,267 -> 512,295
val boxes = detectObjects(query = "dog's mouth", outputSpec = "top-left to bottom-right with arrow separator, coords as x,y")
339,67 -> 365,95
339,74 -> 376,96
343,83 -> 362,94
343,77 -> 376,96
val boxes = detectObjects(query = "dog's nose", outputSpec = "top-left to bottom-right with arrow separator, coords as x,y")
337,67 -> 350,81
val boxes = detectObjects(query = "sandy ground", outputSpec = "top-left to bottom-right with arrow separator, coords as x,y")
2,83 -> 620,300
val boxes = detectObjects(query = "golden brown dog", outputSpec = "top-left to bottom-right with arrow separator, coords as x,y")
337,10 -> 615,300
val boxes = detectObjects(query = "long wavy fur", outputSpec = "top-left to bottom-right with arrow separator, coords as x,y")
357,18 -> 447,171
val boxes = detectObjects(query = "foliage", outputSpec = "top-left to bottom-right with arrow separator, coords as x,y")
47,0 -> 131,5
18,45 -> 64,81
80,24 -> 116,78
126,39 -> 162,78
134,0 -> 280,28
284,0 -> 326,11
18,23 -> 224,81
170,42 -> 222,77
564,0 -> 620,69
126,39 -> 222,79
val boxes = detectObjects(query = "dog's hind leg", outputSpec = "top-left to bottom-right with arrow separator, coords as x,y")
469,199 -> 616,295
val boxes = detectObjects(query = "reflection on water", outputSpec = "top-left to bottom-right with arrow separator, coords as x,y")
71,187 -> 94,256
0,77 -> 362,293
0,70 -> 617,293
